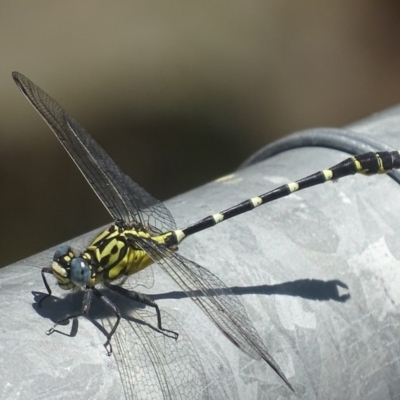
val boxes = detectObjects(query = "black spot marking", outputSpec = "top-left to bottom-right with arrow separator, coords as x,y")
101,255 -> 110,266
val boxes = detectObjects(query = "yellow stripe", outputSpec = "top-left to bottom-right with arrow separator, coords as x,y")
250,197 -> 262,207
213,213 -> 224,223
174,229 -> 186,244
108,264 -> 126,279
322,169 -> 333,181
376,154 -> 385,174
52,262 -> 67,277
287,182 -> 299,193
353,156 -> 363,172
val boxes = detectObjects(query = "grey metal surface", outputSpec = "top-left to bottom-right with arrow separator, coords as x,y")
2,106 -> 400,399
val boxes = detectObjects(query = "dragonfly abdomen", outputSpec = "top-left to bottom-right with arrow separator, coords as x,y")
332,151 -> 400,176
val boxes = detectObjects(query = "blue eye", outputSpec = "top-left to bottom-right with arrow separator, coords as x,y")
70,258 -> 91,286
53,245 -> 71,261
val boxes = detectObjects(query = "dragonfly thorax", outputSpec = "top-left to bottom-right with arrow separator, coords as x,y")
85,224 -> 162,282
51,245 -> 92,290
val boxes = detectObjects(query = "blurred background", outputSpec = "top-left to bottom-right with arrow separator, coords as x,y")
2,1 -> 400,266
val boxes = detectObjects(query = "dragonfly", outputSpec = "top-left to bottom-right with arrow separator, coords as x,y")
13,72 -> 296,392
13,72 -> 400,394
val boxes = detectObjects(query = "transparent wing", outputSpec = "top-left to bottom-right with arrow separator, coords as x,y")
12,72 -> 176,234
134,237 -> 293,391
13,72 -> 291,390
101,308 -> 208,400
70,226 -> 109,256
117,266 -> 155,291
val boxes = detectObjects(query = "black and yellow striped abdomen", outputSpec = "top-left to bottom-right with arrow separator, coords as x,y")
175,150 -> 400,241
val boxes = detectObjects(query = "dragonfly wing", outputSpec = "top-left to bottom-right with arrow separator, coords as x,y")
117,265 -> 155,290
12,72 -> 176,234
101,307 -> 209,400
135,237 -> 293,391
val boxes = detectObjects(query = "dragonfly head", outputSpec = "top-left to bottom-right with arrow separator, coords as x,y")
51,245 -> 91,290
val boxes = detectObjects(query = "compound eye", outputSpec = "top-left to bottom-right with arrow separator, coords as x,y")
53,245 -> 72,261
70,258 -> 91,286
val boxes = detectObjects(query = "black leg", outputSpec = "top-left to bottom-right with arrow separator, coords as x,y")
91,287 -> 120,356
46,288 -> 93,335
38,268 -> 54,307
104,282 -> 179,340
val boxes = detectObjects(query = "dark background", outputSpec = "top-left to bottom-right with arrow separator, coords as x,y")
2,2 -> 400,266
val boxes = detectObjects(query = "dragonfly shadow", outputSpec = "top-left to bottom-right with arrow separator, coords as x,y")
90,291 -> 179,340
32,290 -> 80,337
31,289 -> 171,340
31,278 -> 350,339
150,278 -> 351,303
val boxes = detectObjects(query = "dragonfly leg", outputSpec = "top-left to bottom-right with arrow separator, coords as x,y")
105,282 -> 179,340
38,268 -> 53,306
92,287 -> 120,356
46,287 -> 93,336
